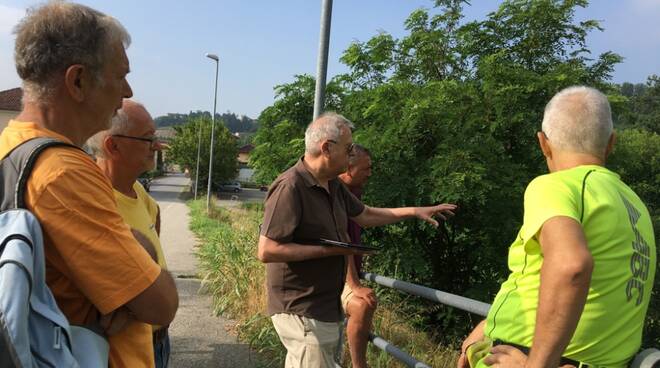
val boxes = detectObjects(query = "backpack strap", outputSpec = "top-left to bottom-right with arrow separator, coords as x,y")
1,137 -> 82,210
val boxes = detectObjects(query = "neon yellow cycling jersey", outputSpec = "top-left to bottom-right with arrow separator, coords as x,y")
479,165 -> 656,368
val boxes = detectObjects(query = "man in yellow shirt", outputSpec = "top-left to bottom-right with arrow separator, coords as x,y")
1,3 -> 178,367
88,99 -> 171,368
457,86 -> 656,368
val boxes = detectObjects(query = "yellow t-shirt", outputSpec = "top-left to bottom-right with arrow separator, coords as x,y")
480,165 -> 656,368
110,182 -> 168,368
114,182 -> 167,269
0,121 -> 162,368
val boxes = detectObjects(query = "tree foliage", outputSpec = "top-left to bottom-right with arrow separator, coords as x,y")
249,75 -> 345,184
167,117 -> 238,191
155,111 -> 259,133
251,0 -> 659,347
614,75 -> 660,134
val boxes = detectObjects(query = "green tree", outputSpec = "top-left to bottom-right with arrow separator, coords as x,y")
249,74 -> 345,184
251,0 -> 659,346
331,0 -> 625,339
155,111 -> 259,133
168,117 -> 239,191
628,76 -> 660,133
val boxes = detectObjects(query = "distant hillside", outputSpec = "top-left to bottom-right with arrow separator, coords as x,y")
154,111 -> 259,133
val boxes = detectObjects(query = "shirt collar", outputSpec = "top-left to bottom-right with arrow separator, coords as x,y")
294,157 -> 340,192
295,156 -> 321,187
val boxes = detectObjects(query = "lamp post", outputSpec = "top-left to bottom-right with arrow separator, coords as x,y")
194,119 -> 202,200
205,53 -> 219,213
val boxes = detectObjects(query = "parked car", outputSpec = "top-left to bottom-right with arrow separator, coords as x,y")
137,177 -> 152,192
218,181 -> 242,193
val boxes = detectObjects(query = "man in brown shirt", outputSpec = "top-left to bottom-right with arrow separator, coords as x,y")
258,112 -> 457,368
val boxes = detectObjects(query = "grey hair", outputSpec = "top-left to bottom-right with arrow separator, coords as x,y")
542,86 -> 613,157
86,100 -> 142,158
348,144 -> 370,165
304,112 -> 354,155
14,1 -> 131,104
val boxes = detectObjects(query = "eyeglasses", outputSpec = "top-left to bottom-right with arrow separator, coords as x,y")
327,139 -> 355,155
112,134 -> 159,148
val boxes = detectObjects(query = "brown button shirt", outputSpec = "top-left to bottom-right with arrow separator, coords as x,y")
261,158 -> 365,322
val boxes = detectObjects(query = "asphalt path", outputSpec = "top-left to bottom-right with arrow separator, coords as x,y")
215,187 -> 266,207
150,173 -> 260,367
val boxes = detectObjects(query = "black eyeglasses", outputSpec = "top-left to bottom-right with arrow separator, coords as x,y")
112,134 -> 159,148
327,139 -> 354,155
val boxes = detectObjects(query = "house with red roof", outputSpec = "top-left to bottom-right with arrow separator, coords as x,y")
0,88 -> 22,131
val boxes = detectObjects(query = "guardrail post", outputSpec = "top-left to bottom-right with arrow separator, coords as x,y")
631,348 -> 660,368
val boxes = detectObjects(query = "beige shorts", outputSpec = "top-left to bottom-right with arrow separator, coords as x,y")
340,283 -> 354,312
271,313 -> 342,368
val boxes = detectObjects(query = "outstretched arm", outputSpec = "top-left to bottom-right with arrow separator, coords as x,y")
352,203 -> 457,228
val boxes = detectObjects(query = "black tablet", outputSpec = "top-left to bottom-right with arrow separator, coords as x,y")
318,238 -> 380,252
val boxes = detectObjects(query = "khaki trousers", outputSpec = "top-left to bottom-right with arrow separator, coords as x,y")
271,313 -> 342,368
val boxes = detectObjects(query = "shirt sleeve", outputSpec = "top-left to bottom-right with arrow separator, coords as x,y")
260,181 -> 302,243
521,175 -> 581,254
32,159 -> 161,315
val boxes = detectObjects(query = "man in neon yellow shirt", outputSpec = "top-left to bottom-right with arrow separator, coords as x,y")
88,99 -> 171,368
458,86 -> 656,368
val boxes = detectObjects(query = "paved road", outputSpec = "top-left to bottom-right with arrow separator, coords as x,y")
150,173 -> 259,368
215,187 -> 266,208
216,187 -> 266,202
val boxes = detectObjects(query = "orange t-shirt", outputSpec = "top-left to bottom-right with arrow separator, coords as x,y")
0,121 -> 161,368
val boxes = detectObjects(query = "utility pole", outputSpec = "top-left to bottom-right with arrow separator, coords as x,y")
312,0 -> 333,120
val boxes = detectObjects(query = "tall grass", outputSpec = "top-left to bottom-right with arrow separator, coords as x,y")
189,200 -> 285,366
189,199 -> 460,367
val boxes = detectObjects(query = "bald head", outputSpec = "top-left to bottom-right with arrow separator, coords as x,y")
87,99 -> 153,158
542,86 -> 613,157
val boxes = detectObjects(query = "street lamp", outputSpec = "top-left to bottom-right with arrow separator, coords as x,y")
194,117 -> 202,200
205,53 -> 219,213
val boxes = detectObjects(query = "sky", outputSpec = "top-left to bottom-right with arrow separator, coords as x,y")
1,0 -> 659,120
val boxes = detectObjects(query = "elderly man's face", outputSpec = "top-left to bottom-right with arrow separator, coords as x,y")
112,105 -> 160,176
327,126 -> 354,175
347,154 -> 372,188
88,44 -> 133,134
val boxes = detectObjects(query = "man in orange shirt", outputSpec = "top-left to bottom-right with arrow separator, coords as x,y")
1,3 -> 178,367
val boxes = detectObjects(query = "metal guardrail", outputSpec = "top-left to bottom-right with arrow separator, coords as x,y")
369,333 -> 431,368
359,272 -> 660,368
361,272 -> 491,316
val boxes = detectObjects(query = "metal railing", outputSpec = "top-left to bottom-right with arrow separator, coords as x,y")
358,272 -> 659,368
